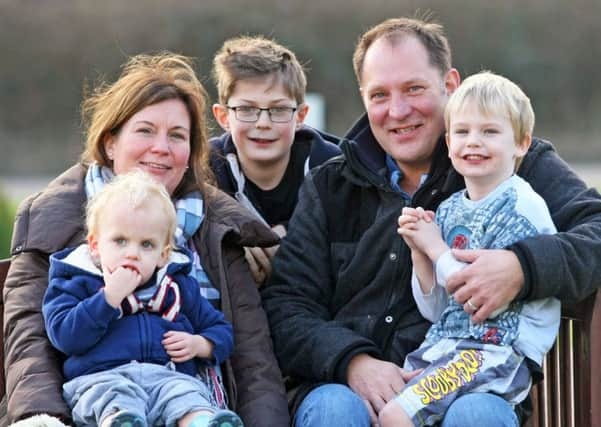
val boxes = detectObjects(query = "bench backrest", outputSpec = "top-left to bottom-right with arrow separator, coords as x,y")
0,257 -> 598,425
525,292 -> 601,427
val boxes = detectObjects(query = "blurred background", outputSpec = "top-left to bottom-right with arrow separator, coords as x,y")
1,0 -> 600,256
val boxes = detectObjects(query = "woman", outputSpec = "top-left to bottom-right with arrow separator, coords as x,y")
2,53 -> 289,426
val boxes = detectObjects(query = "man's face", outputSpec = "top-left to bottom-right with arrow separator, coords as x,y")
360,36 -> 459,175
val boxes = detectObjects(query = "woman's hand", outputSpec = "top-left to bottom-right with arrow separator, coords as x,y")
162,330 -> 215,362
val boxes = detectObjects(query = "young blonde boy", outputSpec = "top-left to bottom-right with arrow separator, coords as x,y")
210,35 -> 340,284
379,71 -> 560,426
42,171 -> 242,427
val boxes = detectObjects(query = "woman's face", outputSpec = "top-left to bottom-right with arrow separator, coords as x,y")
105,98 -> 192,195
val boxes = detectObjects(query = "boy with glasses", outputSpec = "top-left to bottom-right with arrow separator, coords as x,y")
210,35 -> 341,285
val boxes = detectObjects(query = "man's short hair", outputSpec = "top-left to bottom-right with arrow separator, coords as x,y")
212,35 -> 307,105
353,16 -> 452,83
445,70 -> 535,147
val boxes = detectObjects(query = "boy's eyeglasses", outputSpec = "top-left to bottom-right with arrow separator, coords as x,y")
227,105 -> 297,123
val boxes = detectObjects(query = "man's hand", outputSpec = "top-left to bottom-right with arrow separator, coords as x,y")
347,354 -> 421,426
103,266 -> 141,308
244,224 -> 287,286
446,249 -> 524,322
162,330 -> 214,362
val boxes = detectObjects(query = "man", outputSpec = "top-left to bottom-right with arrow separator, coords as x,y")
262,17 -> 601,427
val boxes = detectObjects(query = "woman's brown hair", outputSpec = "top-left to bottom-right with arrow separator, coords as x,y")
80,52 -> 213,198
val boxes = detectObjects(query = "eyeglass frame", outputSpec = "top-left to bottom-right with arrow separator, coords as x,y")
226,105 -> 299,123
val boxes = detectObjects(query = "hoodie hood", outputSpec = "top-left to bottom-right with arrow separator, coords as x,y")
210,124 -> 340,167
341,113 -> 389,186
209,124 -> 341,197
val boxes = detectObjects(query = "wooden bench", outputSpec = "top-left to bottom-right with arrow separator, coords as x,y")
0,257 -> 598,425
525,291 -> 601,427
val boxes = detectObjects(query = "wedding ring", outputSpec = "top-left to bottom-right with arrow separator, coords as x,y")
467,300 -> 478,311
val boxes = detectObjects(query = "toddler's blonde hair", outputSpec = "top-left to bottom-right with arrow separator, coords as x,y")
86,170 -> 177,250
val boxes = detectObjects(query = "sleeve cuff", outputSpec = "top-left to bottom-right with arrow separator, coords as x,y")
508,242 -> 533,300
333,345 -> 382,384
413,271 -> 435,297
435,250 -> 467,288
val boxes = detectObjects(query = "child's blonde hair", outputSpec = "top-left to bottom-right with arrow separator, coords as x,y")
212,35 -> 307,105
445,71 -> 534,161
86,170 -> 177,250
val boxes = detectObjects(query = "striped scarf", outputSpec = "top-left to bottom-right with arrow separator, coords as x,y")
84,163 -> 219,301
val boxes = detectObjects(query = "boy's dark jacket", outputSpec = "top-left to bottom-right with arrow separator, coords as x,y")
262,113 -> 601,417
43,246 -> 233,381
209,125 -> 341,200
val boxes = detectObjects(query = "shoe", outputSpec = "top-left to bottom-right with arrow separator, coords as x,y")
108,411 -> 145,427
207,410 -> 244,427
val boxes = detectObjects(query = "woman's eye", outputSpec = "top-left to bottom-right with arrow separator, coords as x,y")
170,132 -> 187,141
137,127 -> 152,134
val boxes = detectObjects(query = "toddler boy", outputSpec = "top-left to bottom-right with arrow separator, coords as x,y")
43,171 -> 243,427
